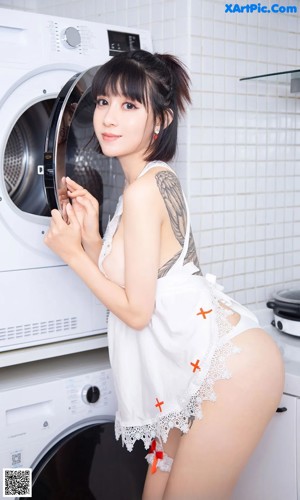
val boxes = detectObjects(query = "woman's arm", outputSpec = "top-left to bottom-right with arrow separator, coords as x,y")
44,179 -> 163,330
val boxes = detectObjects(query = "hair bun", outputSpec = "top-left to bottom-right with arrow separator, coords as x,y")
155,53 -> 191,115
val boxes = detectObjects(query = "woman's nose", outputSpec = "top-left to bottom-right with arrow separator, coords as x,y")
103,104 -> 118,126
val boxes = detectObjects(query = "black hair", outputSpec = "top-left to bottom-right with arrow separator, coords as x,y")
91,50 -> 191,162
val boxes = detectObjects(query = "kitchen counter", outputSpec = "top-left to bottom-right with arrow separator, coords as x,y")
0,333 -> 109,368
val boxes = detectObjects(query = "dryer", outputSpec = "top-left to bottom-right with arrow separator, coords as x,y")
0,9 -> 152,353
0,348 -> 148,499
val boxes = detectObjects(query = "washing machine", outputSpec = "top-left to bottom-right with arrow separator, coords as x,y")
0,8 -> 152,353
0,348 -> 148,499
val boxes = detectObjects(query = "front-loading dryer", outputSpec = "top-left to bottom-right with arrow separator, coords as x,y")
0,348 -> 147,499
0,8 -> 152,354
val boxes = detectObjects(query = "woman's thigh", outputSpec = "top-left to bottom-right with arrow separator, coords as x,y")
163,328 -> 284,500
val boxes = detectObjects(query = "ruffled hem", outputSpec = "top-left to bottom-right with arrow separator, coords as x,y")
115,338 -> 241,452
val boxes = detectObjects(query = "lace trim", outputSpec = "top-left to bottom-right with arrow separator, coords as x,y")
145,438 -> 173,473
115,338 -> 241,452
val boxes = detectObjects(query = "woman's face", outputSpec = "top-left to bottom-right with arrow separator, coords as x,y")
93,92 -> 156,163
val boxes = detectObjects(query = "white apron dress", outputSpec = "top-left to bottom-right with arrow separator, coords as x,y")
98,161 -> 259,452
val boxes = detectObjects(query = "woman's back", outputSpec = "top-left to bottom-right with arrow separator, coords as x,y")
99,162 -> 200,287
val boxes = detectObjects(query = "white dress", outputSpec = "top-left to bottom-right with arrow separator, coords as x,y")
98,161 -> 259,452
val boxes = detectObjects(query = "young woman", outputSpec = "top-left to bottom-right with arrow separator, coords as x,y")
45,50 -> 284,499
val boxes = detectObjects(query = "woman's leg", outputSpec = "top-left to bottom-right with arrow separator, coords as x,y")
142,428 -> 182,500
163,328 -> 284,500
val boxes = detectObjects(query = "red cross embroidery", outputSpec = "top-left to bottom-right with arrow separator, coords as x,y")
155,398 -> 164,412
190,359 -> 201,372
196,307 -> 213,319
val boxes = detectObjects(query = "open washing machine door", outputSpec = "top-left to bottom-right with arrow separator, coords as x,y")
43,66 -> 103,222
3,66 -> 108,231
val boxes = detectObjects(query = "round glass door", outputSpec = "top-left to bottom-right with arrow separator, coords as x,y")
19,422 -> 147,500
45,66 -> 124,235
3,66 -> 124,235
44,67 -> 98,216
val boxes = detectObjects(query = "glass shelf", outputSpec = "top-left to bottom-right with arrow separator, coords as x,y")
240,69 -> 300,92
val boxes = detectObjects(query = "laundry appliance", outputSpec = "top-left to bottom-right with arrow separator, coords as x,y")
0,8 -> 152,353
0,348 -> 148,499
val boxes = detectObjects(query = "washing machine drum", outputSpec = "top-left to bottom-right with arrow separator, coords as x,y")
4,99 -> 55,215
20,422 -> 147,500
4,66 -> 106,220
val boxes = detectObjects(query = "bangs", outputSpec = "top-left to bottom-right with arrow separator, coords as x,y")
92,59 -> 149,107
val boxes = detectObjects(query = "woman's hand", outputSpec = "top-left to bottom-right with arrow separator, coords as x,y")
44,203 -> 83,264
65,177 -> 101,246
65,177 -> 102,263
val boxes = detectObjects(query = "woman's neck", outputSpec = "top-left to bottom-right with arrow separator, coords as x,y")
119,155 -> 148,185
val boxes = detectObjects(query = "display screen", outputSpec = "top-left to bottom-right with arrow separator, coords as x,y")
108,30 -> 141,56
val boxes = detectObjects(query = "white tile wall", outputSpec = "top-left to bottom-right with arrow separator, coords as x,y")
0,0 -> 299,310
0,0 -> 36,10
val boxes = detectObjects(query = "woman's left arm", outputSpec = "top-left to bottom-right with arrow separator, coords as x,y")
44,182 -> 162,330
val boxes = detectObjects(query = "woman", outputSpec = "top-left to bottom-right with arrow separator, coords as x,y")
45,50 -> 284,500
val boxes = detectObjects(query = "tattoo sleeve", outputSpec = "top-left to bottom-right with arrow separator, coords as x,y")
155,171 -> 202,278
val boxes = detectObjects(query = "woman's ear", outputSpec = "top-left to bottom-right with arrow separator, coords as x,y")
163,108 -> 174,129
154,109 -> 174,135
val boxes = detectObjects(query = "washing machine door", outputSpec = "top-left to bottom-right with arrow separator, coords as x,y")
44,65 -> 102,221
19,421 -> 147,500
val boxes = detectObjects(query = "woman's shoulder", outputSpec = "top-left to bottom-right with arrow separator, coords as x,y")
141,163 -> 184,198
141,160 -> 175,177
123,164 -> 178,213
138,162 -> 179,187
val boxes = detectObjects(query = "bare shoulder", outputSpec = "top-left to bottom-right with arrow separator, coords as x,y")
124,166 -> 178,206
122,172 -> 165,223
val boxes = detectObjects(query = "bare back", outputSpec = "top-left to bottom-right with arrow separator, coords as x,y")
100,166 -> 201,287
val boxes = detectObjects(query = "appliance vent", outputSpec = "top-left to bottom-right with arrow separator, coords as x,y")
0,317 -> 77,342
49,21 -> 61,53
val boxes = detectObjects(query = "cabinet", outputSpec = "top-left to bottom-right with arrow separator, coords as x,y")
232,393 -> 297,500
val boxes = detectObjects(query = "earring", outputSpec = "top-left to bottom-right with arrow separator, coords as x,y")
153,127 -> 160,140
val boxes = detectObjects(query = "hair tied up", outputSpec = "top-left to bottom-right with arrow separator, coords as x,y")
155,53 -> 191,115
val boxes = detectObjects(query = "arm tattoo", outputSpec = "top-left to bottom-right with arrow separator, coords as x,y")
155,171 -> 202,277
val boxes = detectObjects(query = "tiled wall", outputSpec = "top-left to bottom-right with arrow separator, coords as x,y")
0,0 -> 299,311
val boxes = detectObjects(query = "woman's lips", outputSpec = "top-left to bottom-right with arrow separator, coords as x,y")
102,133 -> 121,142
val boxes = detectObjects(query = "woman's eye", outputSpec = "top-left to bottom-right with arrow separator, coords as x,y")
124,102 -> 137,110
96,98 -> 108,106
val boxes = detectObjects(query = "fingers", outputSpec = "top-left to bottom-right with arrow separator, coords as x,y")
65,177 -> 83,191
67,189 -> 99,212
61,201 -> 69,224
65,178 -> 99,218
75,195 -> 98,213
51,208 -> 64,224
66,177 -> 98,201
49,206 -> 79,228
67,188 -> 97,201
67,189 -> 88,199
66,203 -> 80,227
